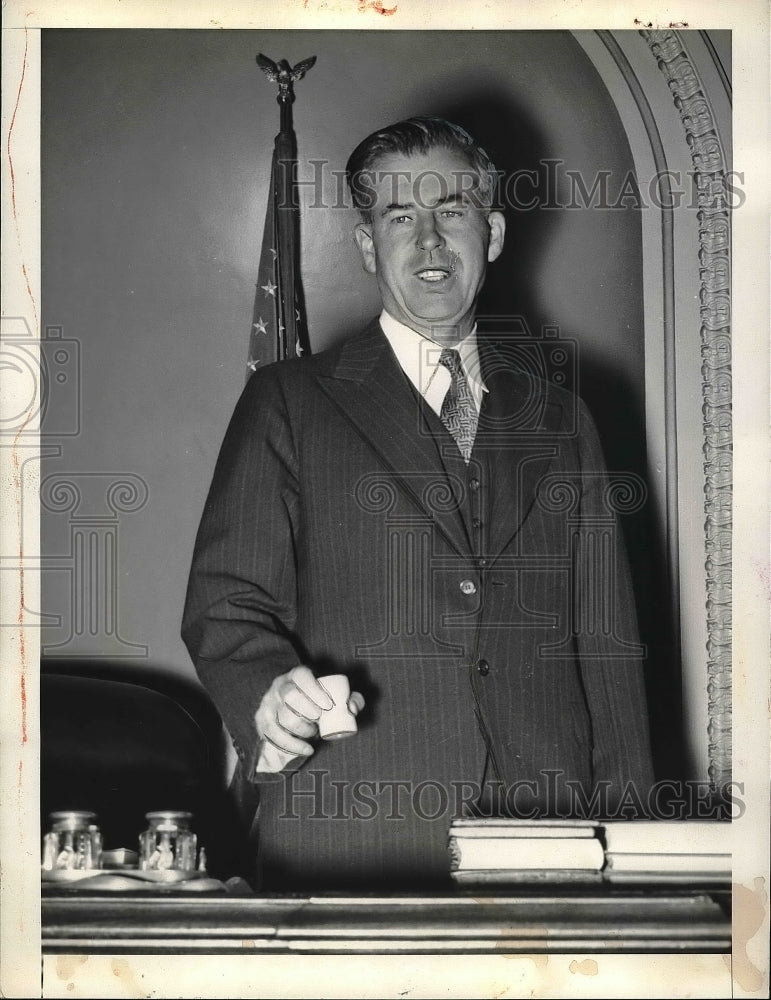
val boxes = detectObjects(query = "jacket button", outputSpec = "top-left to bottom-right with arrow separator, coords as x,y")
472,517 -> 482,529
459,579 -> 477,595
477,659 -> 490,676
469,478 -> 480,491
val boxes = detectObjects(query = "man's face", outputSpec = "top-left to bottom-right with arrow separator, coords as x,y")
353,148 -> 505,344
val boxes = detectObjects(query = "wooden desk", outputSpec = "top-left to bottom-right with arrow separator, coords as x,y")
42,885 -> 731,954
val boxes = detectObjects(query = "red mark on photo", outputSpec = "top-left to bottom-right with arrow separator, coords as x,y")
20,672 -> 28,744
359,0 -> 398,14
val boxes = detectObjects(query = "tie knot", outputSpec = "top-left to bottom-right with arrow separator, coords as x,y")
438,348 -> 464,379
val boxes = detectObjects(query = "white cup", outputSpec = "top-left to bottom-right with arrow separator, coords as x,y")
317,674 -> 358,741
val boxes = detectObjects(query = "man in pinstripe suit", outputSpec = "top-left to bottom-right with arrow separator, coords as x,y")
182,118 -> 654,888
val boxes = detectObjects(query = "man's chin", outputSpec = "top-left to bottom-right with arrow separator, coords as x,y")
400,299 -> 472,330
413,318 -> 473,342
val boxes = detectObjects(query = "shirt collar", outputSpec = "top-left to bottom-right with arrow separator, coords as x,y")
378,310 -> 487,405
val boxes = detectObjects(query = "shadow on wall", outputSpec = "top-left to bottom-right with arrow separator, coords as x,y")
432,91 -> 685,783
436,89 -> 557,339
580,362 -> 686,784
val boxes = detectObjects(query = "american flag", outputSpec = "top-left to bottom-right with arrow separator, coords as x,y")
246,120 -> 309,377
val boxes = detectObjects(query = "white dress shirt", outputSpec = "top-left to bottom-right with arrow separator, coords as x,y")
378,310 -> 488,416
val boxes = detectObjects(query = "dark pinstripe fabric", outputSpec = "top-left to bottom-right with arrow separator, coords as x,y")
182,320 -> 654,888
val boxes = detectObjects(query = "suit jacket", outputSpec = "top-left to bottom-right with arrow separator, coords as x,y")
182,319 -> 654,888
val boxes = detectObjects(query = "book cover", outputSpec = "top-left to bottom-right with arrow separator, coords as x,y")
449,836 -> 605,871
601,820 -> 732,856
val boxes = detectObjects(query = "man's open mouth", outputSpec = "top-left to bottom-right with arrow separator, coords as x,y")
415,268 -> 451,282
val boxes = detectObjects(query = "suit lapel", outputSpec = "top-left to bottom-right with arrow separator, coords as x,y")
476,341 -> 565,559
315,322 -> 472,558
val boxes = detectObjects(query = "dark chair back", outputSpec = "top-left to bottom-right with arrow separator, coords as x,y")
41,661 -> 244,879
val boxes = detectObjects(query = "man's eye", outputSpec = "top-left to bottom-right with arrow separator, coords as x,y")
441,210 -> 463,218
392,215 -> 412,224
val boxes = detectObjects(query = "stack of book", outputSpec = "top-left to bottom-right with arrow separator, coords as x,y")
602,820 -> 731,884
448,819 -> 604,884
448,818 -> 732,886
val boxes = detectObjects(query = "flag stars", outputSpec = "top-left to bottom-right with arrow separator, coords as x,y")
253,317 -> 268,335
269,248 -> 278,260
262,279 -> 277,297
246,358 -> 260,371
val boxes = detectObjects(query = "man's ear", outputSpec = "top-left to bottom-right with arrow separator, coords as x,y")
353,222 -> 377,274
486,211 -> 506,263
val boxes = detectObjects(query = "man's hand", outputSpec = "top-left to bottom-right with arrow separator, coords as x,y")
254,665 -> 365,773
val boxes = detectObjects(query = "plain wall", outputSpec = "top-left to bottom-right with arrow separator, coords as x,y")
41,30 -> 648,688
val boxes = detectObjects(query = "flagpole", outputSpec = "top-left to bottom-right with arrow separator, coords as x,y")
274,75 -> 298,360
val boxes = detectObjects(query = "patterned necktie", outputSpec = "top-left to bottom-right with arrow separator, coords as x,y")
438,348 -> 478,463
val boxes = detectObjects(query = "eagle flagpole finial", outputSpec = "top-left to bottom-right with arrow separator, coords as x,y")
256,53 -> 317,104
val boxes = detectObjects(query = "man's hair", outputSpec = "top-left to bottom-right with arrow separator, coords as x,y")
345,116 -> 499,221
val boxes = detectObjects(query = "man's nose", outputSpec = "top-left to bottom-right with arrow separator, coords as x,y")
416,216 -> 444,252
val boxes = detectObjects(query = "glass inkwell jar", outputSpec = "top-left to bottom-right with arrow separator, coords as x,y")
139,811 -> 199,871
41,811 -> 103,871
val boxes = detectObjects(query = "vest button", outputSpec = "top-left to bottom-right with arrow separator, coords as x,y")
477,659 -> 490,676
459,579 -> 477,596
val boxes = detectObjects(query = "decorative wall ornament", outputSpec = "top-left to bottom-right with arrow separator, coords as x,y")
642,29 -> 732,793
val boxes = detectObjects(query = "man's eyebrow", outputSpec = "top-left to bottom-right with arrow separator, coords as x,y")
381,202 -> 414,216
380,193 -> 467,217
